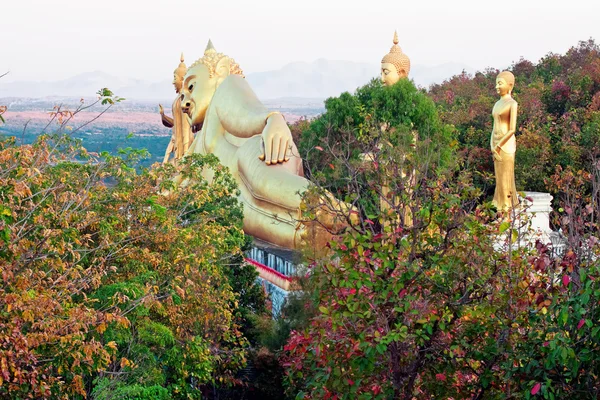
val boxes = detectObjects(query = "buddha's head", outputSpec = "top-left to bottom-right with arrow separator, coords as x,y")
496,71 -> 515,96
172,53 -> 187,94
381,31 -> 410,86
180,40 -> 244,129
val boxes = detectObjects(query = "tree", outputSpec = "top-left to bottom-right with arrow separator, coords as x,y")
283,69 -> 600,398
0,106 -> 253,398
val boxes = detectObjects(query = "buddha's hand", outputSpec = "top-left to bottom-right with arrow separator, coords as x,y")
259,114 -> 292,165
493,146 -> 502,161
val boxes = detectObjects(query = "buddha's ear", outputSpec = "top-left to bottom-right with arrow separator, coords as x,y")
215,57 -> 231,85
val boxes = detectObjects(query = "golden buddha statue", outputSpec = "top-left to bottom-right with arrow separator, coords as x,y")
381,31 -> 411,86
376,31 -> 414,225
491,71 -> 519,210
159,53 -> 194,164
179,40 -> 344,249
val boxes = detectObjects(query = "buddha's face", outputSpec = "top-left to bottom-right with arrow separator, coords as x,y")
180,64 -> 218,129
172,72 -> 184,93
495,77 -> 512,96
381,62 -> 405,86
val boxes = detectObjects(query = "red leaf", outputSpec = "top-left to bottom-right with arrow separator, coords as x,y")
531,382 -> 541,395
372,385 -> 382,395
562,274 -> 570,287
578,319 -> 585,329
347,379 -> 354,386
435,373 -> 447,381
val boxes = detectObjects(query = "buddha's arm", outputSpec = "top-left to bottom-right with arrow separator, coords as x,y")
161,113 -> 174,128
162,137 -> 174,164
212,75 -> 272,138
497,102 -> 518,149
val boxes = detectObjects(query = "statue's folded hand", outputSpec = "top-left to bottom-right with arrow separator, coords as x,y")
493,146 -> 502,161
259,115 -> 292,165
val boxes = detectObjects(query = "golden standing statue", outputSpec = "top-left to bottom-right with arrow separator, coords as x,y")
491,71 -> 519,210
179,41 -> 342,249
378,31 -> 414,225
159,53 -> 194,164
381,31 -> 411,86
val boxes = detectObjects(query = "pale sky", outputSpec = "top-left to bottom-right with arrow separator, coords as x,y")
2,0 -> 600,82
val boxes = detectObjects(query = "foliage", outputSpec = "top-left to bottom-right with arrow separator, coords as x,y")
0,130 -> 251,398
504,162 -> 600,398
429,39 -> 600,198
296,78 -> 455,218
283,53 -> 600,398
224,241 -> 268,344
283,130 -> 528,398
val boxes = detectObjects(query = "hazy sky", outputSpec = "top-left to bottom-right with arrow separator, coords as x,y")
2,0 -> 600,82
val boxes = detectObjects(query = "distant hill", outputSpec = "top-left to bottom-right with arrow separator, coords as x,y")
0,60 -> 474,101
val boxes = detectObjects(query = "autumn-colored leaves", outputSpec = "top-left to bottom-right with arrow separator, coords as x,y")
0,136 -> 249,398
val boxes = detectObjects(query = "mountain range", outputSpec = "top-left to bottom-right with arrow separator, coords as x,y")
0,59 -> 474,101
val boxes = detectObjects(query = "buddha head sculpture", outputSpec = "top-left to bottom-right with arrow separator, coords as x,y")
172,53 -> 187,94
496,70 -> 515,96
381,31 -> 411,86
180,40 -> 244,129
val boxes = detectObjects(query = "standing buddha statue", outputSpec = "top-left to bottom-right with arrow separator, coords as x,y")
159,53 -> 194,164
378,31 -> 414,226
491,70 -> 519,210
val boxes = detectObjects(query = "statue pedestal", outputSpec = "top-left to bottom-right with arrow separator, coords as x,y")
519,191 -> 565,253
521,191 -> 553,234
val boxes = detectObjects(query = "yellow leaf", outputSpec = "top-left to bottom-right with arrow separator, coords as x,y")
22,310 -> 34,323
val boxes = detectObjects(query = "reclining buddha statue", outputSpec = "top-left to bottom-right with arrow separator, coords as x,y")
178,40 -> 345,249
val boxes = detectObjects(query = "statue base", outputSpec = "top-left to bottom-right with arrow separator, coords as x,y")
519,191 -> 565,253
246,239 -> 300,317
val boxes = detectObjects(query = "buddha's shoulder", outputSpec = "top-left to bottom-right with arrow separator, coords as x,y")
494,98 -> 518,108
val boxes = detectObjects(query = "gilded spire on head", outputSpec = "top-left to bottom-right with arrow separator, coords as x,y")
189,39 -> 244,78
381,30 -> 410,78
205,39 -> 215,53
174,52 -> 187,78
